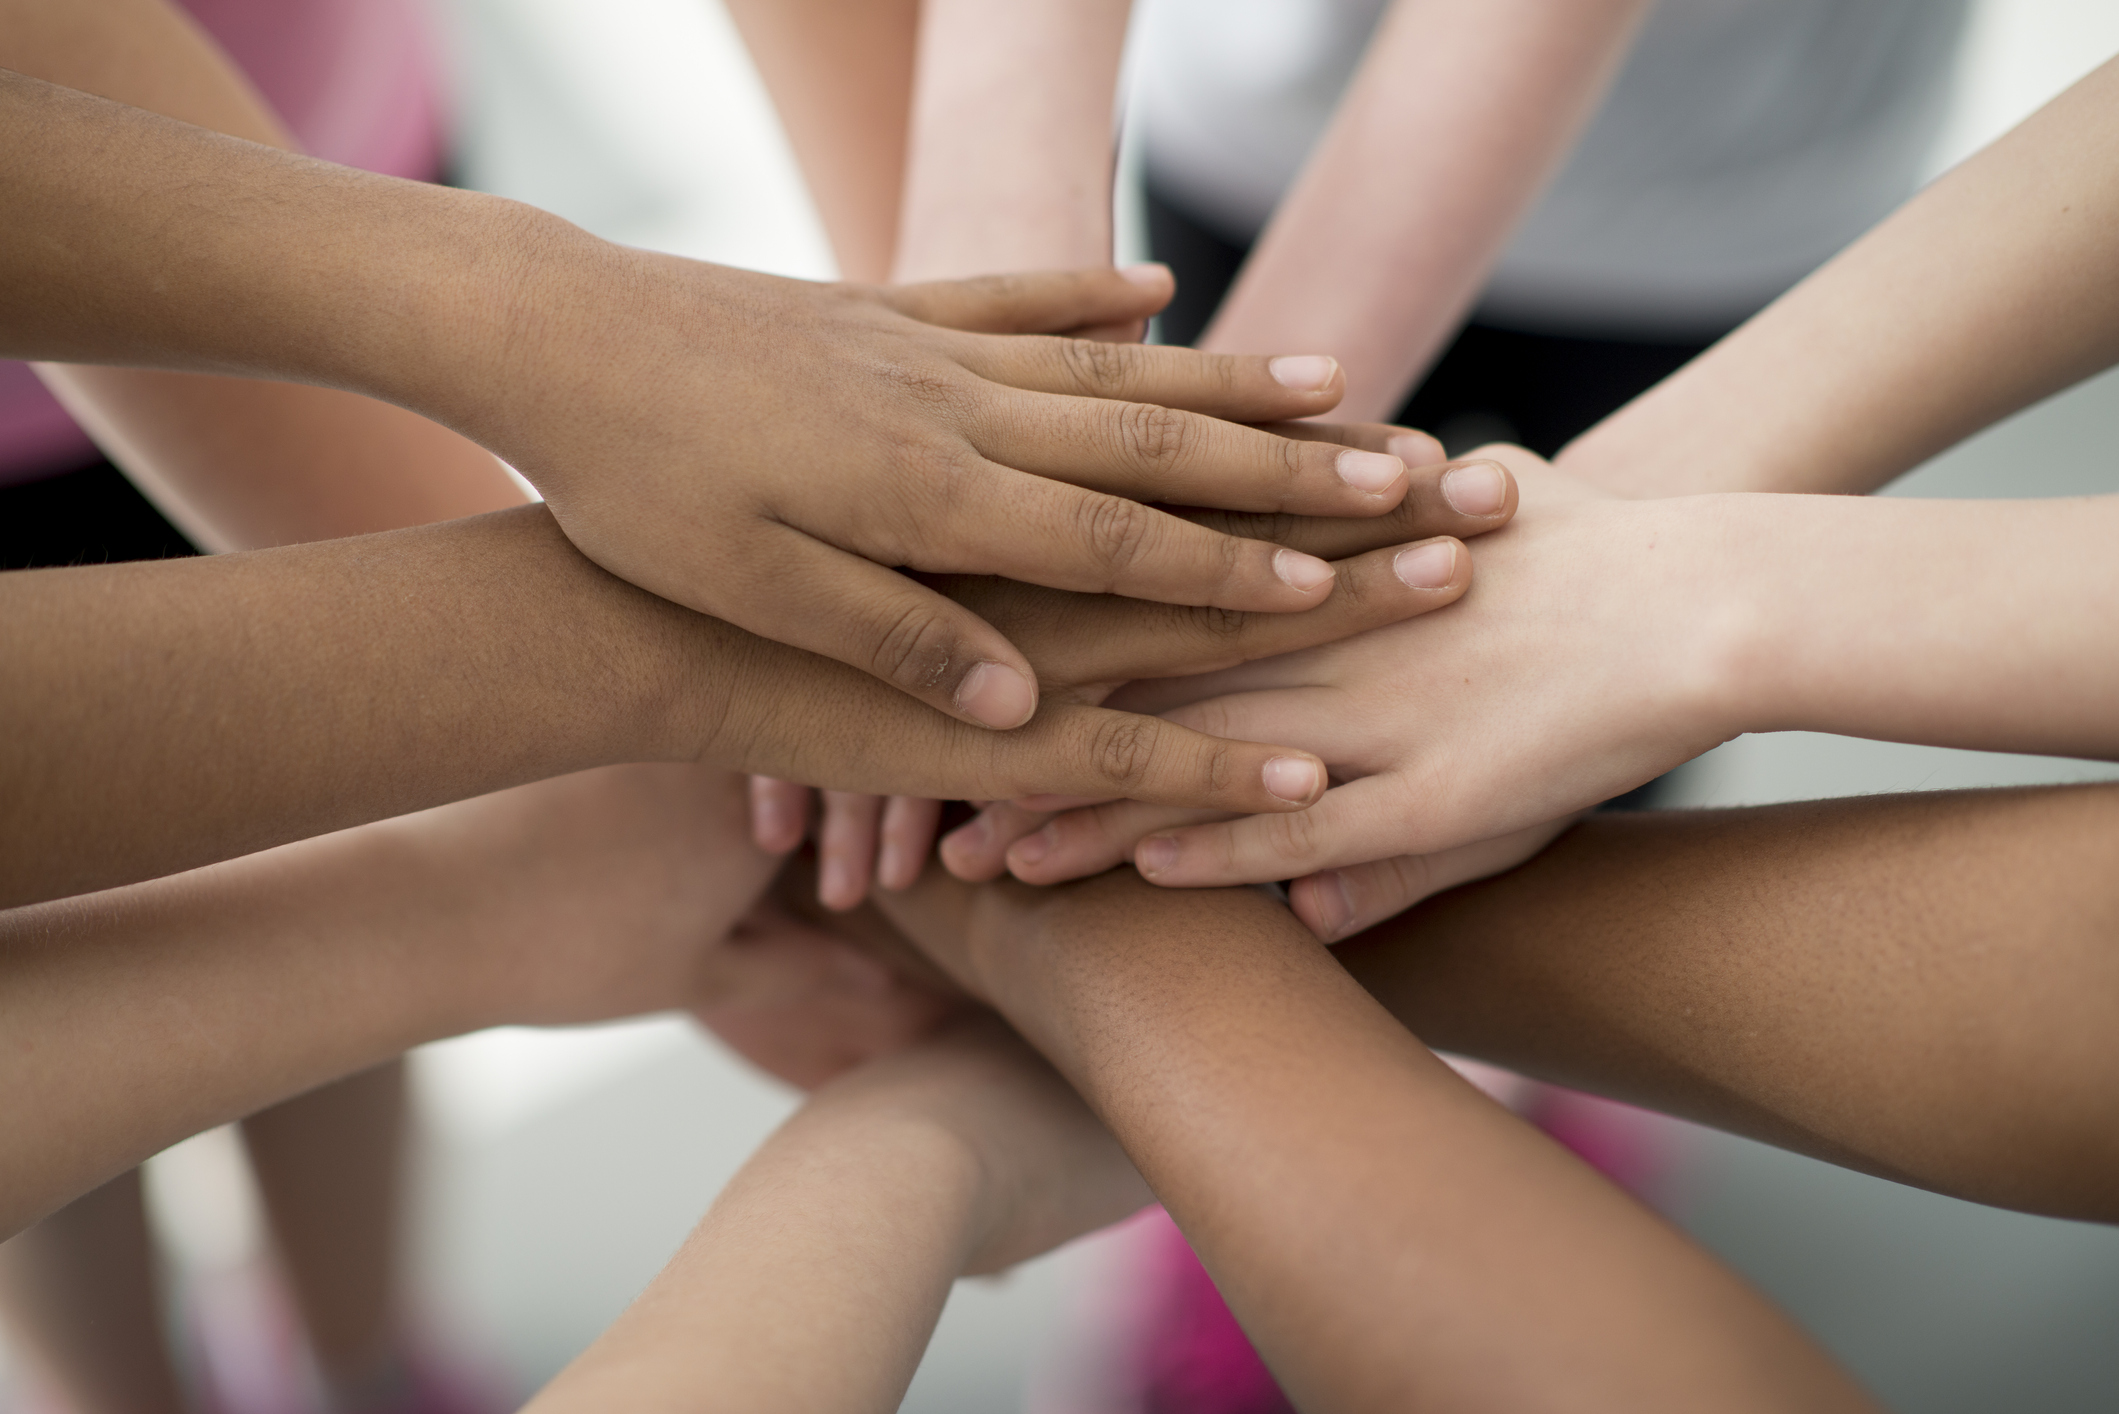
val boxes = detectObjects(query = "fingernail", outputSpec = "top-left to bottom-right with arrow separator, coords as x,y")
1268,355 -> 1338,392
1312,871 -> 1357,941
1137,835 -> 1179,877
1010,825 -> 1056,867
1273,548 -> 1336,593
956,661 -> 1037,729
1336,448 -> 1404,494
1388,432 -> 1443,467
1393,541 -> 1457,589
1120,262 -> 1171,288
1441,461 -> 1508,517
1263,755 -> 1321,803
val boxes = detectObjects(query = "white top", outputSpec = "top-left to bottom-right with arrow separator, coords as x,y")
1133,0 -> 1971,336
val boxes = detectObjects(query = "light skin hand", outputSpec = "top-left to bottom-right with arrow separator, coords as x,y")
757,431 -> 1519,907
523,1015 -> 1147,1414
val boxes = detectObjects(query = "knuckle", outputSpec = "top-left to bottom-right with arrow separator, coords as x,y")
1087,715 -> 1162,792
1076,494 -> 1159,584
1266,804 -> 1326,861
1116,402 -> 1192,473
1191,605 -> 1250,645
1056,336 -> 1136,398
871,600 -> 964,698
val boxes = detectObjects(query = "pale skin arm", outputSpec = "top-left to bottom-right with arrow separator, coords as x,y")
968,454 -> 2119,900
1200,0 -> 1653,422
877,870 -> 1876,1413
1560,55 -> 2119,497
524,1017 -> 1146,1414
0,0 -> 522,548
1337,785 -> 2119,1222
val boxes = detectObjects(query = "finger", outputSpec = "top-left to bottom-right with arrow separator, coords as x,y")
923,465 -> 1342,613
749,776 -> 813,854
740,528 -> 1043,729
1007,800 -> 1227,886
1175,457 -> 1519,560
876,264 -> 1174,335
972,386 -> 1411,517
1134,773 -> 1413,887
943,536 -> 1470,688
938,800 -> 1057,882
952,332 -> 1348,423
1290,818 -> 1577,942
722,649 -> 1333,815
818,792 -> 886,910
876,795 -> 945,892
1254,419 -> 1447,468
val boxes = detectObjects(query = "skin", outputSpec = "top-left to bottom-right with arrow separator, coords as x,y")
1560,54 -> 2119,498
1197,0 -> 1654,421
961,446 -> 2119,927
870,867 -> 1875,1412
1334,784 -> 2119,1222
523,1017 -> 1147,1414
0,68 -> 1424,732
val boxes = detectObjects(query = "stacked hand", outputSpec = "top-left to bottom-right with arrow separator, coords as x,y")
751,426 -> 1524,907
938,448 -> 1741,938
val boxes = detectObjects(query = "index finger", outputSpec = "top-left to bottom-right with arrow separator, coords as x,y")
951,331 -> 1350,424
1176,457 -> 1520,560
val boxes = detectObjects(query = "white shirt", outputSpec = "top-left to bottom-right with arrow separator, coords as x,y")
1134,0 -> 1971,336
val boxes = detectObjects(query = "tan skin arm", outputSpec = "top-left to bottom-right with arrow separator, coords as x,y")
1338,784 -> 2119,1222
0,0 -> 521,549
874,867 -> 1874,1413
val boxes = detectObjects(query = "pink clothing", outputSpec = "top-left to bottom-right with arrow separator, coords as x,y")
0,0 -> 446,486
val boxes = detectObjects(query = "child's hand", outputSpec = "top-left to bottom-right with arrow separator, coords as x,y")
486,257 -> 1429,731
941,449 -> 1736,912
751,434 -> 1522,908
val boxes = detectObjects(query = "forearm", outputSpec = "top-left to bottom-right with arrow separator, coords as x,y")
1559,57 -> 2119,496
892,0 -> 1131,281
0,507 -> 702,904
0,0 -> 524,548
1341,786 -> 2119,1220
930,875 -> 1868,1412
526,1099 -> 981,1414
0,70 -> 562,437
1697,493 -> 2119,757
0,824 -> 489,1237
1201,0 -> 1649,420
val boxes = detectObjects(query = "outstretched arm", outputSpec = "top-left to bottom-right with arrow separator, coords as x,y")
877,869 -> 1874,1412
524,1016 -> 1145,1414
1200,0 -> 1651,420
1336,784 -> 2119,1222
0,0 -> 522,549
1561,55 -> 2119,496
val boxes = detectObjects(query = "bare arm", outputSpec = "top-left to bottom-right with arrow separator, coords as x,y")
1201,0 -> 1651,420
1560,55 -> 2119,496
1338,785 -> 2119,1222
879,870 -> 1874,1412
0,0 -> 523,547
892,0 -> 1133,282
0,765 -> 783,1238
525,1017 -> 1145,1414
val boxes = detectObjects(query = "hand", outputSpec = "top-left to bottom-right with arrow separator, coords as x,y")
753,433 -> 1523,907
474,255 -> 1432,730
940,448 -> 1736,910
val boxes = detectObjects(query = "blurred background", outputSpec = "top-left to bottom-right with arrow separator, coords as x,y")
6,1 -> 2119,1410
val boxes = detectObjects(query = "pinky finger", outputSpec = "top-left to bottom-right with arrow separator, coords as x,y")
877,796 -> 946,892
818,792 -> 886,910
939,800 -> 1056,882
1289,817 -> 1582,943
750,777 -> 813,854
